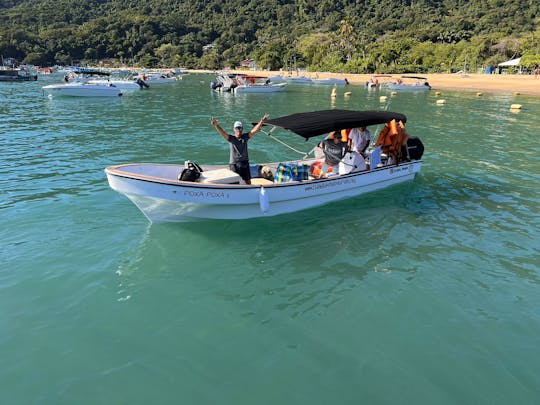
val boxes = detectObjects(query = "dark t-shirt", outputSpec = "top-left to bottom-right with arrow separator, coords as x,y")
228,133 -> 250,165
323,139 -> 348,165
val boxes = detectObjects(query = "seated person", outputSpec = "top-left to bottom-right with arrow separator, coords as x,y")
321,131 -> 349,173
348,126 -> 371,156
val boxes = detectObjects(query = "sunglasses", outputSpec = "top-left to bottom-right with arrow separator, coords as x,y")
235,126 -> 243,130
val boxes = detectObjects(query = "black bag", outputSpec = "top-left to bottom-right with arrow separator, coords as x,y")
178,161 -> 203,181
406,137 -> 424,160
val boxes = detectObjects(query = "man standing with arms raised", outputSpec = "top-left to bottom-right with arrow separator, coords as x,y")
210,114 -> 269,184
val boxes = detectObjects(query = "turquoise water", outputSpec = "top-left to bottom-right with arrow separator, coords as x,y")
1,74 -> 540,404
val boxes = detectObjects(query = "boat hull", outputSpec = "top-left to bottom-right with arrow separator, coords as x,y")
87,79 -> 141,90
386,84 -> 431,91
42,84 -> 122,97
234,83 -> 287,93
105,161 -> 422,222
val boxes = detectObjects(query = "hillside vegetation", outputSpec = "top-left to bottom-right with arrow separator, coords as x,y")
1,0 -> 539,72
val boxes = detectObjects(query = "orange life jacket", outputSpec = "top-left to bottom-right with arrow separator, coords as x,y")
375,119 -> 409,163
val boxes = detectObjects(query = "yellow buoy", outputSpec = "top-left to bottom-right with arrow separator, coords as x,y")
391,91 -> 397,96
435,91 -> 441,95
510,104 -> 522,110
344,91 -> 352,97
379,96 -> 388,103
436,99 -> 446,105
514,92 -> 520,96
476,92 -> 483,96
331,88 -> 337,98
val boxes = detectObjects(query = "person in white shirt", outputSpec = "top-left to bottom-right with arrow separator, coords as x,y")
348,126 -> 371,156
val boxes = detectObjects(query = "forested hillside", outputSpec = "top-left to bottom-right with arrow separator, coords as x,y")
1,0 -> 539,72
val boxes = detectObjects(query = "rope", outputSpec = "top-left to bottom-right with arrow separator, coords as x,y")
262,128 -> 309,156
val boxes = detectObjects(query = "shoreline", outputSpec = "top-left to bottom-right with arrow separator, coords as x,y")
189,69 -> 540,96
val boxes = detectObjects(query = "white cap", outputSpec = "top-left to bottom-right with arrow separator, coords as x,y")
233,121 -> 243,129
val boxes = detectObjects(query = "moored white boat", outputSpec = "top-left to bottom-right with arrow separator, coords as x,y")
366,74 -> 394,89
105,110 -> 424,222
86,78 -> 146,91
234,80 -> 287,93
139,71 -> 179,84
211,74 -> 286,93
0,65 -> 38,81
387,76 -> 431,91
42,82 -> 122,97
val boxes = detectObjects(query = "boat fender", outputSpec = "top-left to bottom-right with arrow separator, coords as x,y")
259,187 -> 269,213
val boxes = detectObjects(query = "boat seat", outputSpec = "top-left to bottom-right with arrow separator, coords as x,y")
199,168 -> 241,184
250,178 -> 273,186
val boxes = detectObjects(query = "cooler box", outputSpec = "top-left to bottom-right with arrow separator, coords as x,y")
199,168 -> 241,184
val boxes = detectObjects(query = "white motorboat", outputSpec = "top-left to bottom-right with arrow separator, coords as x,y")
210,74 -> 236,92
0,65 -> 38,81
86,78 -> 147,91
387,76 -> 431,91
366,74 -> 394,90
105,110 -> 424,222
211,74 -> 287,93
234,76 -> 287,93
42,82 -> 122,97
139,71 -> 179,84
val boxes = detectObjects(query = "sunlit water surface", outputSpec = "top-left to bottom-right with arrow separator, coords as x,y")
1,74 -> 539,404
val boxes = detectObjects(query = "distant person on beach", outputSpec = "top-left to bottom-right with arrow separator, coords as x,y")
535,65 -> 540,79
210,114 -> 269,184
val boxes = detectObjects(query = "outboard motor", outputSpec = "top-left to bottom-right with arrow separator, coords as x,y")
405,136 -> 425,160
135,78 -> 150,89
210,81 -> 222,90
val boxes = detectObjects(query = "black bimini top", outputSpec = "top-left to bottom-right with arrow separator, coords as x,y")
264,109 -> 407,140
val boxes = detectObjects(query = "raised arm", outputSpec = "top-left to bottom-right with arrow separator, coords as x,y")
210,117 -> 229,140
248,113 -> 269,138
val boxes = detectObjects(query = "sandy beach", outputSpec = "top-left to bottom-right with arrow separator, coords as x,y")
197,69 -> 540,96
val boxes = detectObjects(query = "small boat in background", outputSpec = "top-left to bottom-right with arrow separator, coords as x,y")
268,75 -> 313,84
0,65 -> 38,82
387,76 -> 431,91
366,74 -> 394,89
234,75 -> 287,93
42,67 -> 124,97
42,82 -> 122,97
136,70 -> 179,84
211,74 -> 287,93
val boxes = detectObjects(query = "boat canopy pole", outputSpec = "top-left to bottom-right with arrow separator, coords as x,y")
261,127 -> 310,157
